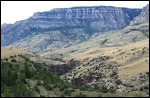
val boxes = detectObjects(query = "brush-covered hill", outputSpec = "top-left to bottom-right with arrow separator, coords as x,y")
1,48 -> 105,97
2,47 -> 147,97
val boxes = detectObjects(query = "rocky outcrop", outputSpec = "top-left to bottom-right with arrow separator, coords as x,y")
130,4 -> 149,25
71,72 -> 103,86
48,64 -> 72,75
46,59 -> 80,75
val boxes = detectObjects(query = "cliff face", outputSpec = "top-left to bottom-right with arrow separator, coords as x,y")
1,6 -> 142,52
29,6 -> 141,31
130,4 -> 149,25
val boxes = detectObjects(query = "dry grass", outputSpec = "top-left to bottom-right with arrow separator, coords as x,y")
1,47 -> 34,59
119,57 -> 149,80
65,39 -> 149,80
116,39 -> 149,80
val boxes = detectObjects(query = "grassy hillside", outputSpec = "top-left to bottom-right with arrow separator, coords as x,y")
1,47 -> 148,97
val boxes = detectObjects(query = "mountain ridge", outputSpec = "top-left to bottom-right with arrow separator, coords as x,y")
1,5 -> 142,53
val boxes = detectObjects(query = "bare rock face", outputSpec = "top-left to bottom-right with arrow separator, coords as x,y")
30,6 -> 141,31
130,4 -> 149,25
1,6 -> 142,52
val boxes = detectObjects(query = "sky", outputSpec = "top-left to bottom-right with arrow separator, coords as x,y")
1,1 -> 149,25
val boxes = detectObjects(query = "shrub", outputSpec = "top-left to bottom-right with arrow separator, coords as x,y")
71,85 -> 78,89
37,81 -> 41,86
115,79 -> 122,85
101,87 -> 108,93
24,63 -> 32,78
10,56 -> 14,58
145,72 -> 149,74
110,71 -> 117,77
98,94 -> 102,97
73,92 -> 86,97
62,89 -> 73,96
60,93 -> 65,97
53,83 -> 59,88
87,87 -> 93,92
93,84 -> 100,92
11,58 -> 17,62
59,85 -> 67,91
33,86 -> 40,94
24,57 -> 30,62
18,55 -> 30,62
45,84 -> 53,91
109,88 -> 116,93
144,86 -> 148,89
140,87 -> 143,91
4,58 -> 8,61
20,72 -> 26,83
135,92 -> 142,97
40,95 -> 45,97
1,88 -> 13,97
79,85 -> 88,91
